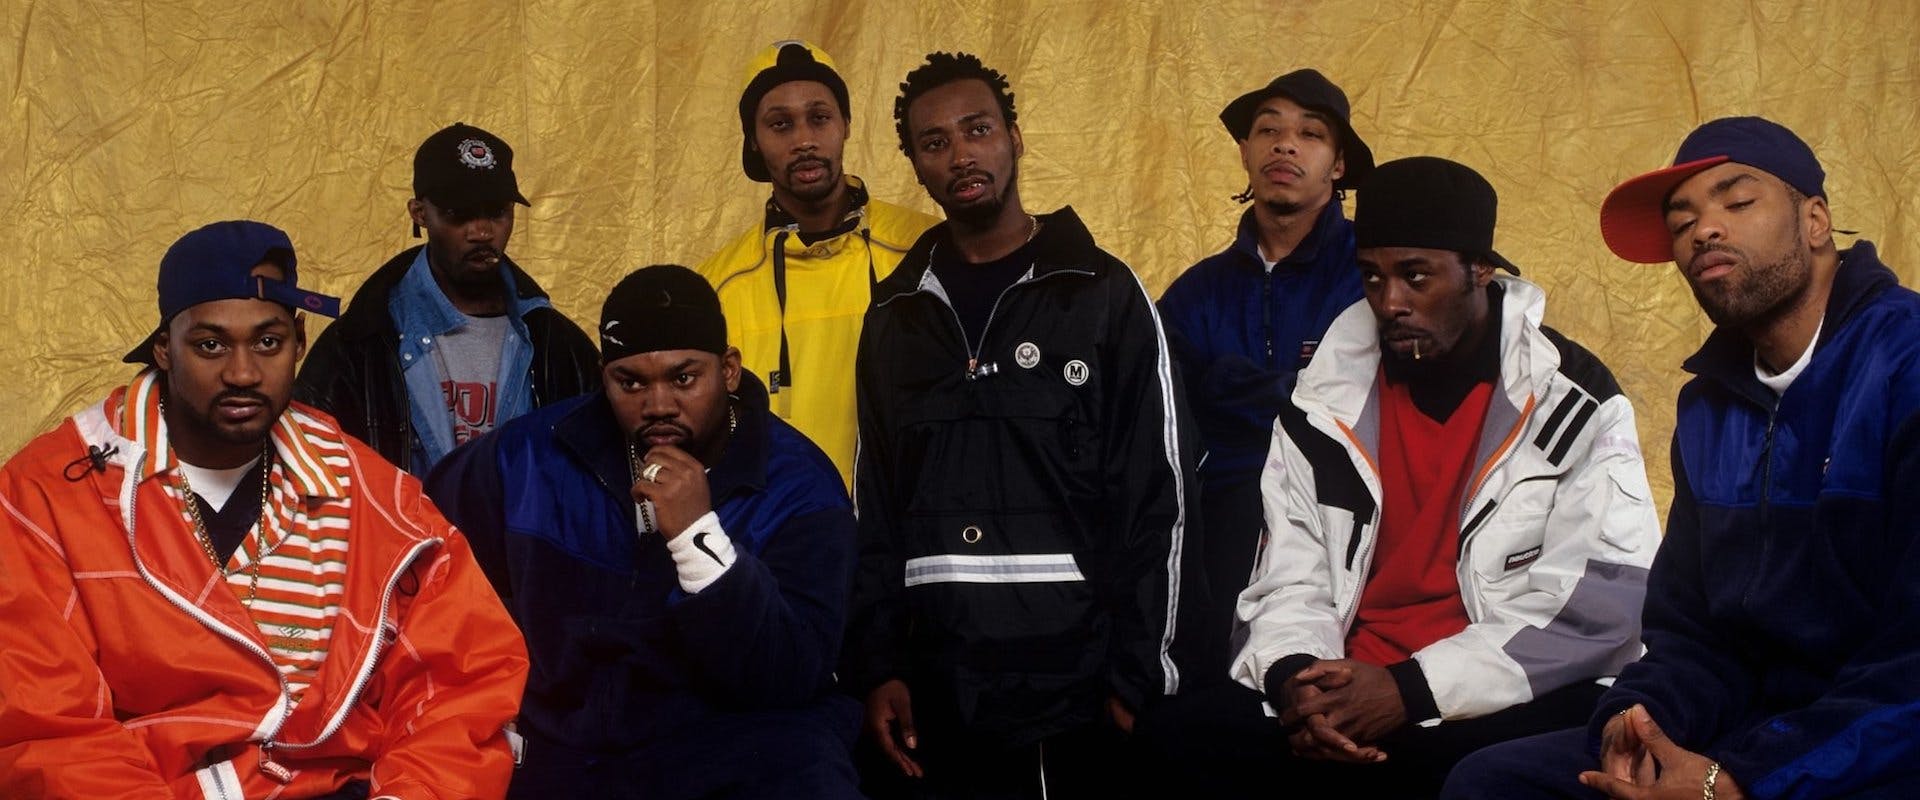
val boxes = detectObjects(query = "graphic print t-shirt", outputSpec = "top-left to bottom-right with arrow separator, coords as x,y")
436,313 -> 509,445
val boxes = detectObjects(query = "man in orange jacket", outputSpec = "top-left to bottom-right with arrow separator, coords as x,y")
0,220 -> 529,799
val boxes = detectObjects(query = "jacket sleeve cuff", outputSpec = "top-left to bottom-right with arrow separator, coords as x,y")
1388,658 -> 1440,723
664,512 -> 735,593
1262,653 -> 1321,712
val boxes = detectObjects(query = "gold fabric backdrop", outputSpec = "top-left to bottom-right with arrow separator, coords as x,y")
4,0 -> 1918,510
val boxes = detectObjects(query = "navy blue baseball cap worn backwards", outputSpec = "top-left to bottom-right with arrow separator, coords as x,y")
123,220 -> 342,365
1600,116 -> 1826,264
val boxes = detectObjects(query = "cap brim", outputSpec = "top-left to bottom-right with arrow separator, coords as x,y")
123,328 -> 159,365
743,139 -> 771,182
1599,155 -> 1728,264
419,186 -> 531,210
1335,134 -> 1373,190
1485,250 -> 1521,275
258,280 -> 342,318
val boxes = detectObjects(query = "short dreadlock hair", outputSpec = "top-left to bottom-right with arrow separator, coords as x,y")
893,52 -> 1019,156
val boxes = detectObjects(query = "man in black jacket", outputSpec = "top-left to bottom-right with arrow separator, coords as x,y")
843,51 -> 1201,798
296,123 -> 599,474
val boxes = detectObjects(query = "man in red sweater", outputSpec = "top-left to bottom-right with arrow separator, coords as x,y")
1141,157 -> 1661,798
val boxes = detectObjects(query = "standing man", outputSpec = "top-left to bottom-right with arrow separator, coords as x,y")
699,40 -> 939,487
0,221 -> 527,798
1143,157 -> 1660,798
843,51 -> 1199,797
426,266 -> 862,799
298,122 -> 600,474
1444,118 -> 1920,799
1156,68 -> 1373,677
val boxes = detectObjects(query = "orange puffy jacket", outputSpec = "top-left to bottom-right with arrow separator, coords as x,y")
0,374 -> 528,799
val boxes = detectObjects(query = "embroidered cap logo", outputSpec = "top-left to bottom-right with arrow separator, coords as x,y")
457,138 -> 497,169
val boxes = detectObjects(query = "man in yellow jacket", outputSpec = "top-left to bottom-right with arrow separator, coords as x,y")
699,39 -> 938,487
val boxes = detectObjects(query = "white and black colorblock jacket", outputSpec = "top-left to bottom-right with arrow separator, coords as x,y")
1231,275 -> 1660,722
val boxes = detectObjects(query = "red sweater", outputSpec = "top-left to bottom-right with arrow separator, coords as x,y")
1346,375 -> 1492,666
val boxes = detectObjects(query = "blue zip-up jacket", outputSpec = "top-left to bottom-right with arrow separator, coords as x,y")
424,371 -> 858,768
1156,202 -> 1361,483
1588,242 -> 1920,799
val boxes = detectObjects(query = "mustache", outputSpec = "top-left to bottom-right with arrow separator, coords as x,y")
215,389 -> 271,406
1688,244 -> 1740,270
1379,321 -> 1429,339
635,421 -> 692,440
947,171 -> 994,194
788,156 -> 832,176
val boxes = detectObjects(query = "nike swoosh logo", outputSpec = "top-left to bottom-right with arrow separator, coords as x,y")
693,531 -> 725,566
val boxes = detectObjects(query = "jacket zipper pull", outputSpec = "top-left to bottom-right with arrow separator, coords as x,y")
259,743 -> 293,784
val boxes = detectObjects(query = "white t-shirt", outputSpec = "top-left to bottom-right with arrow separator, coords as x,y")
1756,316 -> 1824,395
176,455 -> 262,511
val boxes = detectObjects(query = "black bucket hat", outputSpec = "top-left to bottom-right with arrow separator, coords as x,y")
1220,69 -> 1374,190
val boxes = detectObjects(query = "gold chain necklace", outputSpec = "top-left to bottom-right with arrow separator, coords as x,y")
178,446 -> 275,607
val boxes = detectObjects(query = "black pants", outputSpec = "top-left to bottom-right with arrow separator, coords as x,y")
859,718 -> 1143,800
1190,476 -> 1267,686
1137,679 -> 1608,799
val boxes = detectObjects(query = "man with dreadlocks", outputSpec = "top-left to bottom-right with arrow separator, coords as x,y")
842,51 -> 1200,797
1154,69 -> 1375,681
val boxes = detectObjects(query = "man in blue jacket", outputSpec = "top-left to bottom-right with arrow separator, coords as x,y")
426,265 -> 861,799
1443,117 -> 1920,799
1155,69 -> 1373,678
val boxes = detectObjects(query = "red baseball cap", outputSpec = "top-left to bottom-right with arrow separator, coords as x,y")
1599,116 -> 1824,264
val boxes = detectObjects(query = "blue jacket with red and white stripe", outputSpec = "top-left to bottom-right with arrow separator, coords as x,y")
1156,202 -> 1361,486
1590,242 -> 1920,799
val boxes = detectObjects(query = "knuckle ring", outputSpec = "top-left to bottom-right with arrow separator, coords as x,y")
642,463 -> 664,483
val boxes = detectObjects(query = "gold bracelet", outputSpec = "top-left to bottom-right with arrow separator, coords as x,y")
1703,761 -> 1721,800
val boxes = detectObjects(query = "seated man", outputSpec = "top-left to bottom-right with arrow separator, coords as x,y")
0,221 -> 527,799
426,265 -> 861,799
1444,118 -> 1920,800
1141,157 -> 1660,798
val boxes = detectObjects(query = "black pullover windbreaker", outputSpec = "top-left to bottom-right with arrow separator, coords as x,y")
843,207 -> 1202,745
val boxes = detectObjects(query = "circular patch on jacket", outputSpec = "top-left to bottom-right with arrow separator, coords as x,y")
1015,342 -> 1041,369
1063,359 -> 1090,386
458,138 -> 497,169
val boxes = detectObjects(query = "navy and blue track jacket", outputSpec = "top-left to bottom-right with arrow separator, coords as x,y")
1156,202 -> 1361,485
424,372 -> 857,763
1590,242 -> 1920,798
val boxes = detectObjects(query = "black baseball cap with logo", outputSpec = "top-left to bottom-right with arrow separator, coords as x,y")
413,122 -> 531,212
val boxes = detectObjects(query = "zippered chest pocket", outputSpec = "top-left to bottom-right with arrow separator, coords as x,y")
892,368 -> 1102,517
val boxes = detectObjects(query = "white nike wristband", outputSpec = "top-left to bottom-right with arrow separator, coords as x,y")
665,511 -> 736,593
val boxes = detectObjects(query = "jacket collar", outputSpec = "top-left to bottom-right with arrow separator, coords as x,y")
552,370 -> 774,505
328,245 -> 557,341
113,368 -> 347,500
878,206 -> 1103,305
1680,241 -> 1895,402
764,175 -> 872,236
1230,200 -> 1346,270
1296,275 -> 1552,443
